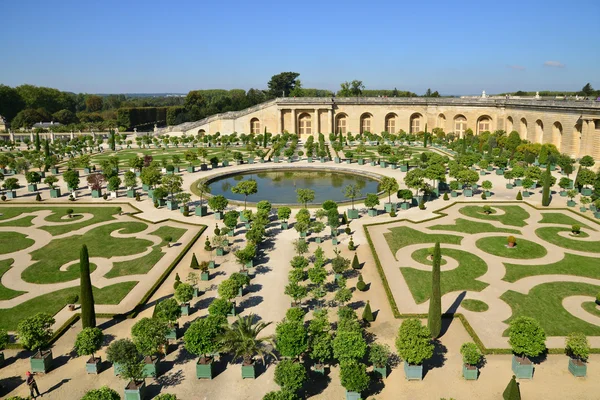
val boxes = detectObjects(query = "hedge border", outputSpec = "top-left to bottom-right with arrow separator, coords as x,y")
364,199 -> 600,353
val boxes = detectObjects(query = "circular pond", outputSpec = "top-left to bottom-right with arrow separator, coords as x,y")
202,169 -> 381,205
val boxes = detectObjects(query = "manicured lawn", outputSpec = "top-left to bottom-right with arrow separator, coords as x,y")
0,281 -> 138,330
429,218 -> 520,235
0,215 -> 36,227
535,227 -> 600,253
539,212 -> 594,230
384,226 -> 462,259
105,226 -> 187,278
400,249 -> 488,303
461,299 -> 489,312
501,282 -> 600,336
459,205 -> 530,227
411,248 -> 448,266
0,232 -> 35,255
0,259 -> 26,300
22,222 -> 152,284
503,253 -> 600,283
476,236 -> 547,259
582,301 -> 600,318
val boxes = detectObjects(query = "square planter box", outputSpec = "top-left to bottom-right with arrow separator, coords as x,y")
91,189 -> 102,198
208,260 -> 215,269
165,325 -> 178,340
240,213 -> 248,222
404,363 -> 423,380
228,302 -> 237,317
197,357 -> 214,379
242,363 -> 256,379
299,231 -> 307,238
400,202 -> 410,210
237,160 -> 244,165
568,358 -> 587,377
514,179 -> 522,187
124,380 -> 146,400
506,184 -> 514,189
400,165 -> 408,172
211,163 -> 218,169
390,164 -> 397,170
384,203 -> 396,212
332,237 -> 338,245
595,212 -> 600,219
30,350 -> 53,373
187,166 -> 195,173
127,189 -> 137,198
142,184 -> 150,191
345,159 -> 351,164
166,201 -> 178,211
143,356 -> 160,378
86,357 -> 102,374
227,230 -> 234,237
559,191 -> 567,197
193,286 -> 200,297
156,198 -> 166,207
320,158 -> 326,163
195,206 -> 208,216
358,159 -> 365,165
315,237 -> 322,243
247,158 -> 255,164
214,211 -> 224,220
181,303 -> 190,316
173,167 -> 180,173
368,209 -> 378,217
28,184 -> 38,192
451,191 -> 459,197
216,248 -> 225,256
374,365 -> 388,378
523,191 -> 530,198
307,157 -> 313,163
281,222 -> 288,229
582,188 -> 593,196
580,206 -> 587,212
463,189 -> 473,197
462,364 -> 478,380
485,191 -> 491,197
347,209 -> 359,219
380,162 -> 387,168
50,167 -> 59,174
480,170 -> 486,176
496,169 -> 505,175
201,271 -> 209,281
346,391 -> 361,400
567,200 -> 576,207
200,164 -> 208,171
487,166 -> 494,171
50,188 -> 61,198
180,206 -> 189,214
370,161 -> 376,166
512,355 -> 534,379
273,157 -> 280,163
113,362 -> 125,376
334,157 -> 341,163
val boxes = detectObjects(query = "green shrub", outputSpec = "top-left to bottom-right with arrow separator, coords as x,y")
460,342 -> 482,366
516,191 -> 522,200
356,274 -> 367,291
443,192 -> 449,201
565,332 -> 589,361
572,224 -> 581,234
481,192 -> 487,200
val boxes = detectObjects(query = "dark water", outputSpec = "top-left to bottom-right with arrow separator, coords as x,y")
206,169 -> 380,205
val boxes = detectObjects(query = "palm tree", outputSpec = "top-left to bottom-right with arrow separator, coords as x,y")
219,314 -> 275,365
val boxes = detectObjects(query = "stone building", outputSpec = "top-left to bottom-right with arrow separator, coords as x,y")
163,97 -> 600,159
0,115 -> 8,132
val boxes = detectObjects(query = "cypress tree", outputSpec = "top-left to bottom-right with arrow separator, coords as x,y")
351,253 -> 361,270
362,300 -> 374,322
44,139 -> 50,157
263,127 -> 268,148
80,244 -> 96,328
541,164 -> 551,206
35,132 -> 41,152
503,375 -> 521,400
428,242 -> 442,339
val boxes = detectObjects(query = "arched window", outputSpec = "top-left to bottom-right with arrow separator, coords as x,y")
506,117 -> 514,133
437,114 -> 446,129
360,113 -> 372,134
573,122 -> 582,157
454,115 -> 467,137
298,113 -> 311,135
553,122 -> 563,151
250,118 -> 260,134
520,118 -> 528,139
477,116 -> 491,134
385,113 -> 397,133
198,129 -> 206,136
410,113 -> 422,133
335,114 -> 347,135
535,120 -> 544,143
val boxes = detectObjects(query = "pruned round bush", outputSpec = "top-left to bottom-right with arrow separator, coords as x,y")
460,342 -> 482,366
81,386 -> 121,400
572,224 -> 581,234
507,235 -> 516,244
208,298 -> 231,317
508,316 -> 546,358
565,332 -> 589,361
274,359 -> 307,392
285,307 -> 306,323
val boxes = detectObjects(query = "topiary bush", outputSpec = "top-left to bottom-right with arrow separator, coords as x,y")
572,224 -> 581,235
460,342 -> 482,366
565,332 -> 589,362
356,274 -> 367,291
508,316 -> 546,359
516,191 -> 523,200
443,192 -> 449,201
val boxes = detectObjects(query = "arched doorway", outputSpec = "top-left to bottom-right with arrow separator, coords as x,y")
250,118 -> 260,134
360,113 -> 373,134
506,116 -> 514,133
477,116 -> 492,134
519,118 -> 528,139
437,113 -> 446,130
553,122 -> 563,151
410,113 -> 423,133
298,113 -> 312,136
335,113 -> 348,135
385,113 -> 397,134
535,120 -> 544,143
454,115 -> 467,138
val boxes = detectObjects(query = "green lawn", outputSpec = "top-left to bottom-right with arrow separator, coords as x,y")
0,259 -> 26,300
476,236 -> 547,259
411,248 -> 448,265
535,227 -> 600,253
0,215 -> 36,227
0,232 -> 35,255
400,249 -> 488,303
383,226 -> 462,259
105,226 -> 187,278
429,218 -> 520,235
582,302 -> 600,318
503,253 -> 600,283
0,281 -> 138,330
501,282 -> 600,336
22,222 -> 152,284
458,205 -> 530,227
539,212 -> 594,230
461,299 -> 489,312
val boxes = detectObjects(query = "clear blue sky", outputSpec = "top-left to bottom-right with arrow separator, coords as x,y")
1,0 -> 598,95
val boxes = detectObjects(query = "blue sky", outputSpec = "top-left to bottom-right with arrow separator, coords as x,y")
1,0 -> 598,95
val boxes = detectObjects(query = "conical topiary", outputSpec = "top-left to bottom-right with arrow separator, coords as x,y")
428,242 -> 442,339
516,191 -> 522,200
362,300 -> 374,322
443,192 -> 449,201
503,375 -> 521,400
342,212 -> 348,225
80,244 -> 96,328
173,273 -> 181,289
214,224 -> 220,235
352,253 -> 361,270
190,253 -> 199,269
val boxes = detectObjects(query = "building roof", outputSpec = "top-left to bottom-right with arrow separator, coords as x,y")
32,121 -> 61,128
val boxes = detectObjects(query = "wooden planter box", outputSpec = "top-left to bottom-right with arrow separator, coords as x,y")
480,170 -> 487,176
464,189 -> 473,197
514,179 -> 522,186
30,350 -> 53,373
496,169 -> 504,175
50,167 -> 59,174
400,202 -> 410,210
187,166 -> 195,173
384,203 -> 396,212
28,183 -> 38,192
180,205 -> 189,214
143,355 -> 159,378
127,189 -> 137,198
195,206 -> 208,216
307,157 -> 313,163
487,166 -> 494,171
568,357 -> 587,377
221,160 -> 229,167
228,302 -> 236,317
201,271 -> 209,281
380,161 -> 387,168
347,209 -> 359,219
281,222 -> 288,229
113,361 -> 124,376
358,159 -> 365,165
196,357 -> 214,379
211,163 -> 218,169
124,380 -> 146,400
247,158 -> 254,164
332,237 -> 339,245
346,391 -> 361,400
400,165 -> 408,172
582,188 -> 593,196
320,158 -> 326,163
451,190 -> 459,197
506,184 -> 514,189
374,365 -> 388,378
368,209 -> 378,217
462,364 -> 478,380
91,189 -> 102,198
334,157 -> 341,163
166,200 -> 178,211
200,164 -> 208,171
512,355 -> 534,379
241,362 -> 256,379
214,211 -> 223,220
50,188 -> 61,198
86,356 -> 101,374
216,247 -> 224,256
567,200 -> 576,207
181,303 -> 190,316
208,260 -> 215,269
404,363 -> 423,380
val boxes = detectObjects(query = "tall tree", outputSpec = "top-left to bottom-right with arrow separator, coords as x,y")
267,72 -> 300,98
35,132 -> 41,152
80,244 -> 96,328
580,83 -> 594,97
541,164 -> 551,206
85,95 -> 104,112
428,242 -> 442,339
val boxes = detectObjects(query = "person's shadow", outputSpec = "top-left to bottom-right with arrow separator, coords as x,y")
42,378 -> 71,396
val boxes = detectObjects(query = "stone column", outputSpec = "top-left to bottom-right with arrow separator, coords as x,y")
328,109 -> 333,134
291,109 -> 297,134
50,132 -> 55,143
314,109 -> 320,135
277,109 -> 282,134
9,131 -> 14,142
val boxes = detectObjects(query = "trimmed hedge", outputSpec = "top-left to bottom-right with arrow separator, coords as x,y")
117,107 -> 168,130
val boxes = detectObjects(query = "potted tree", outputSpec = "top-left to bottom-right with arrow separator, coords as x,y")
369,343 -> 392,378
565,332 -> 589,377
558,177 -> 571,196
395,318 -> 434,380
198,148 -> 209,170
364,193 -> 380,217
124,170 -> 138,198
106,338 -> 139,376
566,189 -> 578,207
481,180 -> 493,197
344,184 -> 361,219
278,206 -> 292,229
131,317 -> 170,378
580,196 -> 591,212
0,329 -> 9,367
155,298 -> 182,341
175,283 -> 195,316
208,195 -> 228,220
219,314 -> 275,379
340,360 -> 370,400
450,180 -> 460,197
224,210 -> 239,236
507,235 -> 517,248
184,314 -> 227,379
195,182 -> 211,216
508,316 -> 546,379
460,342 -> 482,380
87,173 -> 105,198
398,189 -> 413,210
185,150 -> 197,172
18,313 -> 55,373
521,178 -> 534,197
74,327 -> 104,374
44,175 -> 61,198
107,175 -> 121,198
380,176 -> 399,213
119,352 -> 146,400
26,171 -> 41,192
3,177 -> 19,199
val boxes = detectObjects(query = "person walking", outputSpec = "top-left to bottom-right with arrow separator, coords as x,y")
26,371 -> 41,398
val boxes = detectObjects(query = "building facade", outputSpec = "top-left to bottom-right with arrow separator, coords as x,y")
164,97 -> 600,159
